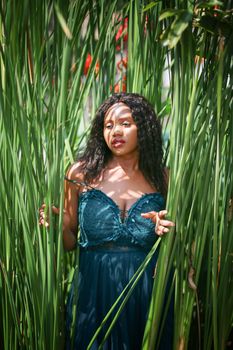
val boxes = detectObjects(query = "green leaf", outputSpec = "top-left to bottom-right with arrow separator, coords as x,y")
195,1 -> 223,9
54,3 -> 73,40
143,1 -> 161,12
159,8 -> 185,21
160,10 -> 193,48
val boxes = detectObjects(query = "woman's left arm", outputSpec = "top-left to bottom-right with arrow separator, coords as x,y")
141,168 -> 175,235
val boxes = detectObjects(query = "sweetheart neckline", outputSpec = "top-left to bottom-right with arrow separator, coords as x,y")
80,188 -> 163,217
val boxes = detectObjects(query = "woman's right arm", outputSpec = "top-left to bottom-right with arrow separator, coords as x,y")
39,162 -> 83,251
62,163 -> 83,251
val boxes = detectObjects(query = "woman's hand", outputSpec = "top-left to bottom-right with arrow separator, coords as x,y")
39,204 -> 58,227
39,204 -> 71,230
141,210 -> 175,236
39,204 -> 76,250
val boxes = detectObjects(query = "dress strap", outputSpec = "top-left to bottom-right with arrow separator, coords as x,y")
64,176 -> 95,190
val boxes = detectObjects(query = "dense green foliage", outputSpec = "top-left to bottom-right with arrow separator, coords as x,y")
0,1 -> 232,349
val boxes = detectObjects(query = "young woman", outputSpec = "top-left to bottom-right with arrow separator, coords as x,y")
40,93 -> 175,349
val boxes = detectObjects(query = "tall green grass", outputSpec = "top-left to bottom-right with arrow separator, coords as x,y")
0,1 -> 232,349
143,3 -> 233,349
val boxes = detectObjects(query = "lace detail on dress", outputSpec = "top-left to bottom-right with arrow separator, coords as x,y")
78,188 -> 165,249
119,209 -> 128,223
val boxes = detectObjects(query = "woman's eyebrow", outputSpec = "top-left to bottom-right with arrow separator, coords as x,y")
118,115 -> 133,120
104,114 -> 133,123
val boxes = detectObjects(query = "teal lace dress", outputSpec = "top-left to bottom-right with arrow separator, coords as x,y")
66,188 -> 173,349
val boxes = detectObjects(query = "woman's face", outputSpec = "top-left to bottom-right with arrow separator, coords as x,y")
103,102 -> 138,157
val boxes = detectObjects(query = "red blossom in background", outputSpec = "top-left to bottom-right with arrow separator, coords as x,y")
83,53 -> 100,76
83,53 -> 92,75
82,17 -> 129,88
213,5 -> 219,17
116,57 -> 128,71
115,17 -> 128,50
112,75 -> 127,93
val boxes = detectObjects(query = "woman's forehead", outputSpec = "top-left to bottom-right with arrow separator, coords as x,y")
105,102 -> 132,120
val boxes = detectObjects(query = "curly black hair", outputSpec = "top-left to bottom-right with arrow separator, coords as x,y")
78,92 -> 167,196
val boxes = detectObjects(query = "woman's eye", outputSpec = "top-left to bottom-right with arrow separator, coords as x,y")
105,124 -> 113,129
122,121 -> 130,126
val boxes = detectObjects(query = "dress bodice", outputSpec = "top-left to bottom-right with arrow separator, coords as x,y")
78,189 -> 165,249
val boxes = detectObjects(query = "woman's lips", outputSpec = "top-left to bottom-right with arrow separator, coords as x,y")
111,139 -> 125,148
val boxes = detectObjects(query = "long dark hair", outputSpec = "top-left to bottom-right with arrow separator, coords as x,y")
78,93 -> 167,196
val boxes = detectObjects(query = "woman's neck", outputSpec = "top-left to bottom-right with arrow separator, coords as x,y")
107,155 -> 139,174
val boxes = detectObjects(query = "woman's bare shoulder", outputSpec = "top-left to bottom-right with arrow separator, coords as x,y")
65,161 -> 85,184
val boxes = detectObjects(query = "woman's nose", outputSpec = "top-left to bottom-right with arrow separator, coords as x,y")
112,125 -> 123,135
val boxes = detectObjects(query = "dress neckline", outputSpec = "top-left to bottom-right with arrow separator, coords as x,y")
80,188 -> 163,217
65,177 -> 163,214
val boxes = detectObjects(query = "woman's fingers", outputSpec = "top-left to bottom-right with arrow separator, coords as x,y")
39,204 -> 60,228
159,219 -> 175,227
141,210 -> 175,236
52,206 -> 60,215
157,210 -> 168,219
39,218 -> 49,227
141,211 -> 158,223
156,225 -> 170,236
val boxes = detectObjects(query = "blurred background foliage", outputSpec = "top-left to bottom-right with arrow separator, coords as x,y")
0,0 -> 232,349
